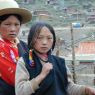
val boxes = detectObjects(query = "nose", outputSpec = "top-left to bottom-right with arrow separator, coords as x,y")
10,25 -> 16,31
42,38 -> 48,44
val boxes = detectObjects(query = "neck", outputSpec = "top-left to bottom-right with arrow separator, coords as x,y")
34,50 -> 48,62
3,38 -> 18,48
3,38 -> 15,43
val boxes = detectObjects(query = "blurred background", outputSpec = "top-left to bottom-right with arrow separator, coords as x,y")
16,0 -> 95,87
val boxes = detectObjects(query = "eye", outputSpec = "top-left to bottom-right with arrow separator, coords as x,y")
5,23 -> 10,26
37,36 -> 43,39
48,37 -> 53,39
15,23 -> 20,26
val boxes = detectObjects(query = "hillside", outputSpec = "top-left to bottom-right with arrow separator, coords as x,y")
16,0 -> 95,27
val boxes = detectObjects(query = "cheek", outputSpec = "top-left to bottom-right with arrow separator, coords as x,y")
49,40 -> 53,46
34,42 -> 40,49
17,26 -> 20,31
0,27 -> 9,36
16,28 -> 20,34
49,41 -> 54,49
11,27 -> 20,35
0,27 -> 8,33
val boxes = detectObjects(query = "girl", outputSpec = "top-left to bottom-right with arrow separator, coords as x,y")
15,22 -> 95,95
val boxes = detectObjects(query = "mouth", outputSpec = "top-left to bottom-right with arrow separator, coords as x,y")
41,47 -> 48,50
9,34 -> 17,37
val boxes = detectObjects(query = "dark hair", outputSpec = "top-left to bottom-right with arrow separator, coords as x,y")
0,14 -> 22,24
28,22 -> 56,50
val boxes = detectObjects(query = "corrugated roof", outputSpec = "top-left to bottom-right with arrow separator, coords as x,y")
75,41 -> 95,54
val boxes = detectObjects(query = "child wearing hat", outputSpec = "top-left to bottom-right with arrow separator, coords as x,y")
0,0 -> 32,95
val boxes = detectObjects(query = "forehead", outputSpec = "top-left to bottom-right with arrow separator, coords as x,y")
39,26 -> 53,36
1,15 -> 20,23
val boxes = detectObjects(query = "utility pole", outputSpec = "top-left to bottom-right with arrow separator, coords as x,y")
70,24 -> 76,83
70,22 -> 83,83
56,38 -> 61,56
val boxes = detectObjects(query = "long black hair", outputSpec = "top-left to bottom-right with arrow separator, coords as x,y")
28,22 -> 56,51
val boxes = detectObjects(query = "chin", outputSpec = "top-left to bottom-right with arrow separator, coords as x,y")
40,51 -> 47,54
9,38 -> 16,41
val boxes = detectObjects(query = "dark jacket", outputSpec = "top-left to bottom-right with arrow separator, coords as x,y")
23,51 -> 68,95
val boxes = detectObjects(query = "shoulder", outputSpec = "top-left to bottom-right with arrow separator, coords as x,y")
18,57 -> 25,64
16,57 -> 30,80
17,57 -> 25,68
17,57 -> 29,71
21,52 -> 29,65
52,55 -> 65,62
19,40 -> 29,53
19,40 -> 27,46
51,55 -> 66,67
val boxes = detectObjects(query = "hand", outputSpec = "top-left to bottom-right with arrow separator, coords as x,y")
35,62 -> 53,85
85,86 -> 95,95
41,62 -> 53,77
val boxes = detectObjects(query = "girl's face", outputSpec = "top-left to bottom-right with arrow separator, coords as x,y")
0,15 -> 21,41
34,26 -> 53,54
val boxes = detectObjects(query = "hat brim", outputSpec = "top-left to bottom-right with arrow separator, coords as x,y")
0,8 -> 32,24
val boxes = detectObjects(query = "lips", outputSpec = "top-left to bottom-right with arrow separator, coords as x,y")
41,47 -> 48,50
9,34 -> 17,37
